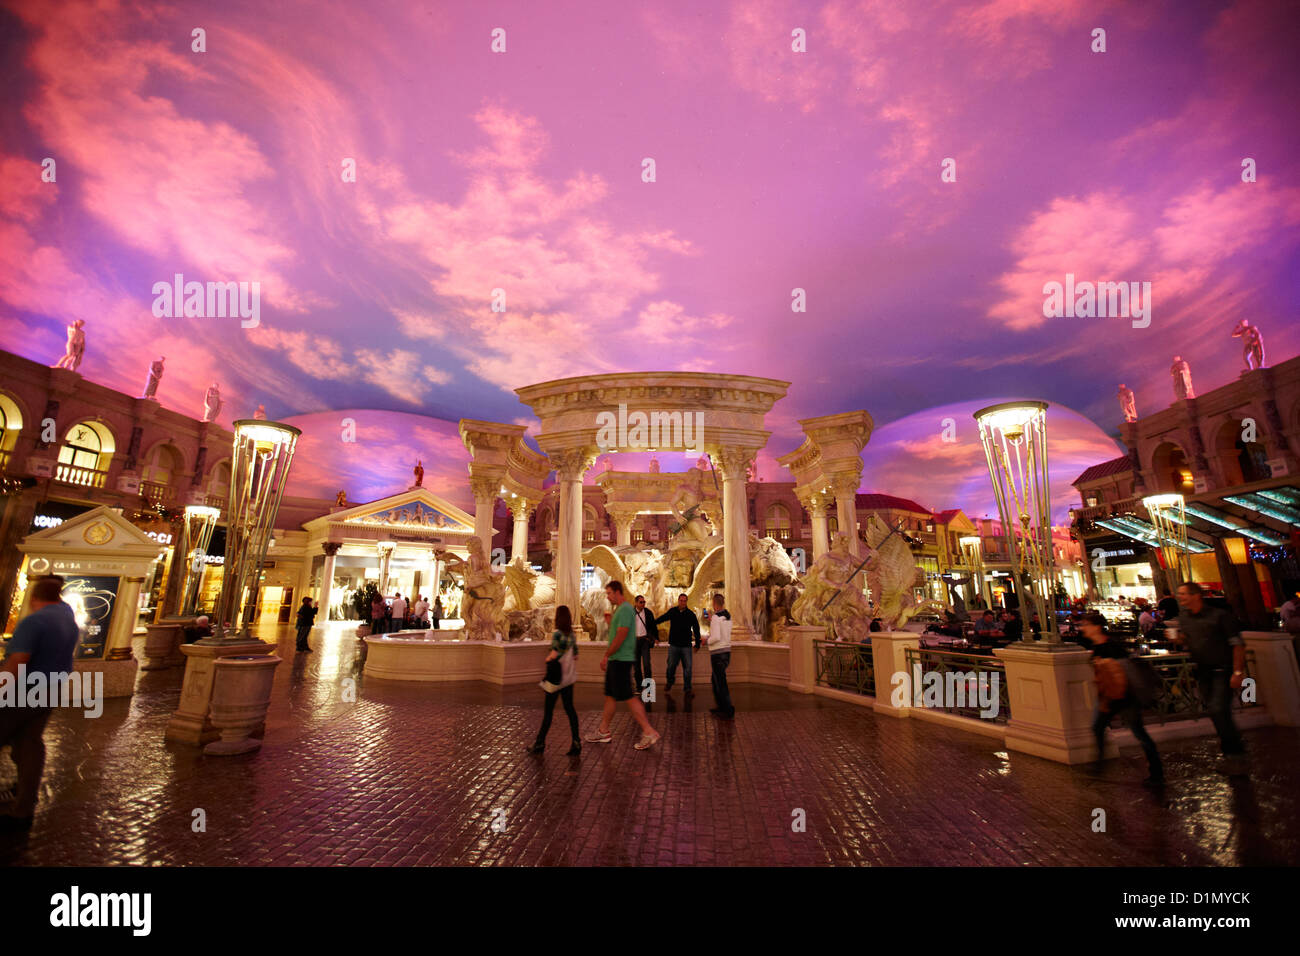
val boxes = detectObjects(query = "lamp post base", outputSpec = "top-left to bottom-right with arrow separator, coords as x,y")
165,638 -> 274,745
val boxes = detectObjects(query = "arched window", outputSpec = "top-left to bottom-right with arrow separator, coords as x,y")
583,505 -> 598,542
141,443 -> 183,505
0,391 -> 22,470
208,459 -> 232,507
58,421 -> 115,487
765,502 -> 791,540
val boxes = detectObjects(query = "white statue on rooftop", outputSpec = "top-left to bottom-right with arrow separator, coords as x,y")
1170,356 -> 1194,401
203,383 -> 223,423
1117,384 -> 1137,423
53,320 -> 86,372
1231,319 -> 1266,371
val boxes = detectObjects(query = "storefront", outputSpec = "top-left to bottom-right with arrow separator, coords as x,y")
1087,536 -> 1156,601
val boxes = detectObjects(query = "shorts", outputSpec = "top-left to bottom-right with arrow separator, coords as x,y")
604,660 -> 635,701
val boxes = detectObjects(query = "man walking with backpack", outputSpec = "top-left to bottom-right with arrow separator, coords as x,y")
1080,612 -> 1163,786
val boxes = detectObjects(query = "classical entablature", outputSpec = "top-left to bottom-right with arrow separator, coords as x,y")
777,410 -> 874,560
595,469 -> 719,516
302,488 -> 477,547
458,419 -> 550,544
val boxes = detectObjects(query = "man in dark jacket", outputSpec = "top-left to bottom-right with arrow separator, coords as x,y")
1080,613 -> 1162,786
655,593 -> 701,696
632,595 -> 658,694
1174,582 -> 1247,773
295,597 -> 318,653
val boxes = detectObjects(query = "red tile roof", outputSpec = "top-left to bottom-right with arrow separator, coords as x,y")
932,508 -> 963,524
856,493 -> 931,514
1072,455 -> 1132,486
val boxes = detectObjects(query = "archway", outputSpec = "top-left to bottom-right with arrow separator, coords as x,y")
1149,441 -> 1193,495
57,420 -> 116,488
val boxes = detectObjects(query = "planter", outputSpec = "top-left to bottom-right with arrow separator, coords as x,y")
203,654 -> 282,755
142,623 -> 182,670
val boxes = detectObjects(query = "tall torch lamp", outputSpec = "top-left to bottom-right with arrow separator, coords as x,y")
201,420 -> 301,643
973,400 -> 1061,645
1142,493 -> 1190,589
959,534 -> 986,608
179,505 -> 221,616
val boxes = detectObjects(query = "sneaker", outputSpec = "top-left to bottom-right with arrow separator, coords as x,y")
634,732 -> 661,751
584,729 -> 613,743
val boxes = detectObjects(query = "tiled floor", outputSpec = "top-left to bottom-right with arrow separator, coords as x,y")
2,622 -> 1298,866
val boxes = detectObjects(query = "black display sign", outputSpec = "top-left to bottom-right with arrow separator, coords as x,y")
59,575 -> 121,660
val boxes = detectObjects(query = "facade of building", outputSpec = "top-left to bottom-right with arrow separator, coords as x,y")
1070,354 -> 1300,625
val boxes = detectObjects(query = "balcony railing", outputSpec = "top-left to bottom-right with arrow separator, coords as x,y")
55,463 -> 107,488
903,647 -> 1010,723
140,479 -> 173,507
1074,495 -> 1144,524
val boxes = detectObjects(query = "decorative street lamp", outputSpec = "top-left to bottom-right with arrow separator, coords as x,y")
973,400 -> 1060,645
179,504 -> 221,616
202,420 -> 301,643
1143,493 -> 1190,588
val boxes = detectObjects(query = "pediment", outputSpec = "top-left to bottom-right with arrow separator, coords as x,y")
18,505 -> 165,558
331,488 -> 475,534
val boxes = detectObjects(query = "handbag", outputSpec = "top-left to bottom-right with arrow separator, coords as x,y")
558,645 -> 578,688
540,657 -> 562,694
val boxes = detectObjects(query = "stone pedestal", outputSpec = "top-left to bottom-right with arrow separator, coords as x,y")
786,625 -> 823,693
73,657 -> 139,699
869,630 -> 919,717
1241,631 -> 1300,726
165,639 -> 274,744
994,643 -> 1096,764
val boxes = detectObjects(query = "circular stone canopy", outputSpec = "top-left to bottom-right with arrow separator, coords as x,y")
514,372 -> 792,462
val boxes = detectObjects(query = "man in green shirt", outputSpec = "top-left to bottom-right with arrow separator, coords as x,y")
585,580 -> 660,750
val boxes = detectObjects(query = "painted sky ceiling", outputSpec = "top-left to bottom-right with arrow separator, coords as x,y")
2,0 -> 1297,523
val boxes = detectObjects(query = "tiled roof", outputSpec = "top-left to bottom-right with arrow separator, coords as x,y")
856,493 -> 931,514
932,508 -> 962,524
1072,455 -> 1132,486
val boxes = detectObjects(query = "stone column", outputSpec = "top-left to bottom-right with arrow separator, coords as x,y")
469,478 -> 499,549
320,542 -> 341,620
105,575 -> 144,661
554,450 -> 593,638
377,543 -> 394,594
830,474 -> 861,557
609,509 -> 636,548
994,643 -> 1097,763
1240,631 -> 1300,727
509,499 -> 534,563
715,446 -> 757,642
804,492 -> 831,559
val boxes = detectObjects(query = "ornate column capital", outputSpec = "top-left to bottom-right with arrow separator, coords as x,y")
828,473 -> 861,499
552,448 -> 596,481
712,446 -> 756,482
469,476 -> 500,503
321,541 -> 342,557
508,497 -> 537,521
800,490 -> 834,515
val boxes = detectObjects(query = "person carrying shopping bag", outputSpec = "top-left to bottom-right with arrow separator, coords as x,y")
528,605 -> 581,756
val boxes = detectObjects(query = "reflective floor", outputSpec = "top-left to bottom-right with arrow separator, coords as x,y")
2,622 -> 1298,866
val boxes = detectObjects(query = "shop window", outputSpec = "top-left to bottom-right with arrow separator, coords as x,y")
57,421 -> 115,487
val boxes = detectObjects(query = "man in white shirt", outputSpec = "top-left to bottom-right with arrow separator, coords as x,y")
391,593 -> 407,631
632,594 -> 658,696
412,594 -> 429,626
706,592 -> 734,719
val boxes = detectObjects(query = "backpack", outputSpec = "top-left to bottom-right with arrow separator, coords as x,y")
1094,657 -> 1127,702
1122,657 -> 1160,708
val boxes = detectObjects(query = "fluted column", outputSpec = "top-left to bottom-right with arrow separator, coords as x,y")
553,449 -> 594,637
509,499 -> 535,563
714,446 -> 757,641
469,477 -> 499,549
320,542 -> 341,620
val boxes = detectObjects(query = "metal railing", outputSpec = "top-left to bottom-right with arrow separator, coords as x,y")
814,638 -> 875,697
1139,650 -> 1259,724
903,647 -> 1010,723
55,463 -> 107,488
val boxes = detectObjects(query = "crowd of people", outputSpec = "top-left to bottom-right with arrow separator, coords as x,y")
366,592 -> 444,635
528,580 -> 736,755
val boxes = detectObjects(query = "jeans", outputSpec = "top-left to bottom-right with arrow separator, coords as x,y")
710,652 -> 734,715
295,625 -> 311,649
1093,697 -> 1162,777
1199,667 -> 1245,756
536,685 -> 579,744
633,638 -> 654,692
665,645 -> 693,690
432,617 -> 440,630
0,705 -> 52,816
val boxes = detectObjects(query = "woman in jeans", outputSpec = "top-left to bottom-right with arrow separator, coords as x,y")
528,605 -> 581,756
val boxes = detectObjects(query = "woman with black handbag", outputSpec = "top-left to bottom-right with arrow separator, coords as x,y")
528,605 -> 581,755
